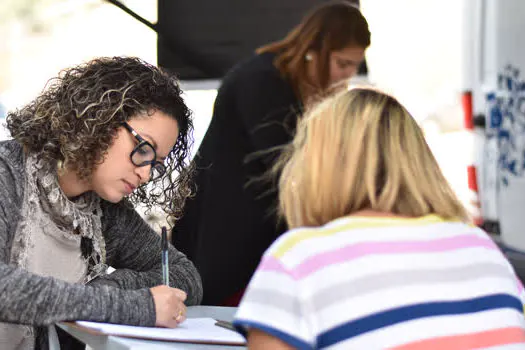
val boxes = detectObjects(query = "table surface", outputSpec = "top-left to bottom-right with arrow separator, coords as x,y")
56,306 -> 246,350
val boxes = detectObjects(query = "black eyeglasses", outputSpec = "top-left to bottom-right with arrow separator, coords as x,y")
122,122 -> 166,181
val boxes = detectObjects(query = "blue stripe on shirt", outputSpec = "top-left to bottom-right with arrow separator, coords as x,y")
318,293 -> 523,348
234,319 -> 313,350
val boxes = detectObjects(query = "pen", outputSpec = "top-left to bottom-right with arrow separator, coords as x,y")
215,320 -> 236,332
161,226 -> 169,286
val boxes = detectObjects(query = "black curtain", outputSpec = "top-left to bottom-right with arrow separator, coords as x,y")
157,0 -> 364,80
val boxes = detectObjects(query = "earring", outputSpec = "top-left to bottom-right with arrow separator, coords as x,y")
57,159 -> 66,176
305,53 -> 313,61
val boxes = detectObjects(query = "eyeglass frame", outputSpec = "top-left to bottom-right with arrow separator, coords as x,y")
121,122 -> 167,181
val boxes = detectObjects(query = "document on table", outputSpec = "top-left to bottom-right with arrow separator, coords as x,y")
71,317 -> 246,345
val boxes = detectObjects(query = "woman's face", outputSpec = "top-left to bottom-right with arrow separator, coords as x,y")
90,110 -> 179,203
327,46 -> 366,86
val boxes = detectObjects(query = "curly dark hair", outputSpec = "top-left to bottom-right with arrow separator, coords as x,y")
6,56 -> 195,224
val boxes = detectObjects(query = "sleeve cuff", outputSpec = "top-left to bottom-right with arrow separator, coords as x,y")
233,319 -> 313,350
110,288 -> 156,326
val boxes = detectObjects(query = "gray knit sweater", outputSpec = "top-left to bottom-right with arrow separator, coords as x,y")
0,140 -> 203,348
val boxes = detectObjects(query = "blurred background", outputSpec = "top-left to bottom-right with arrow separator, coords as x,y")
5,0 -> 525,293
0,0 -> 473,216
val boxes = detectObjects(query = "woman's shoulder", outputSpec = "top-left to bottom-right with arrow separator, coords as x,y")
224,52 -> 283,84
216,52 -> 294,107
0,140 -> 25,214
263,215 -> 480,265
236,52 -> 278,72
99,198 -> 138,223
0,139 -> 25,185
0,139 -> 24,165
262,223 -> 333,266
99,199 -> 154,235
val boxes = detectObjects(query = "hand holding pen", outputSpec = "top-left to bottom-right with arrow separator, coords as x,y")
149,226 -> 187,327
150,285 -> 187,327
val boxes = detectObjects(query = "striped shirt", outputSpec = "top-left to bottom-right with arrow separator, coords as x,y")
233,215 -> 525,349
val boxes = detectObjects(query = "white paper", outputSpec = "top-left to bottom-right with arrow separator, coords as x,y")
75,318 -> 245,345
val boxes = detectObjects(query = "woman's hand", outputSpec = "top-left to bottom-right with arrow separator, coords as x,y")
150,285 -> 187,328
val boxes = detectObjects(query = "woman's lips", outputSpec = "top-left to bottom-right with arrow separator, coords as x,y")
123,180 -> 136,194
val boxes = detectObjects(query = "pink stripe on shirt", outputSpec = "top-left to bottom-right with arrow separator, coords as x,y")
293,234 -> 498,279
258,255 -> 289,274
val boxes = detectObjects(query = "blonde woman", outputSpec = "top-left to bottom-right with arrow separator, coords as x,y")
233,87 -> 525,349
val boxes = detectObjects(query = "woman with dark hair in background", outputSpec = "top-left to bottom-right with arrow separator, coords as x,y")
173,0 -> 371,306
0,56 -> 202,349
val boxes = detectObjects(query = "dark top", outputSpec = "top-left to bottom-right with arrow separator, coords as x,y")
172,52 -> 302,305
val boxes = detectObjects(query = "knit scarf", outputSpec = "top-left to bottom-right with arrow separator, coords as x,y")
10,154 -> 107,283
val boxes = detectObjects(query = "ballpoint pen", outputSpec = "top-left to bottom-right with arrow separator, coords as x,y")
215,319 -> 236,332
161,226 -> 169,286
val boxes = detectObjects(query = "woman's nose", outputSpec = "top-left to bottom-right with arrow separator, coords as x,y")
135,164 -> 152,185
344,66 -> 358,80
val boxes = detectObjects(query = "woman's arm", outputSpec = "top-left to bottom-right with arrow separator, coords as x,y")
0,262 -> 155,326
247,329 -> 296,350
0,157 -> 156,327
234,254 -> 314,349
95,201 -> 203,305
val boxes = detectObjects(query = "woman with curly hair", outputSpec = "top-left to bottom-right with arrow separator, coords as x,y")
0,56 -> 203,349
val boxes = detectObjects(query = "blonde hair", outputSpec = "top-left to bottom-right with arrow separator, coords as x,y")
278,87 -> 468,229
